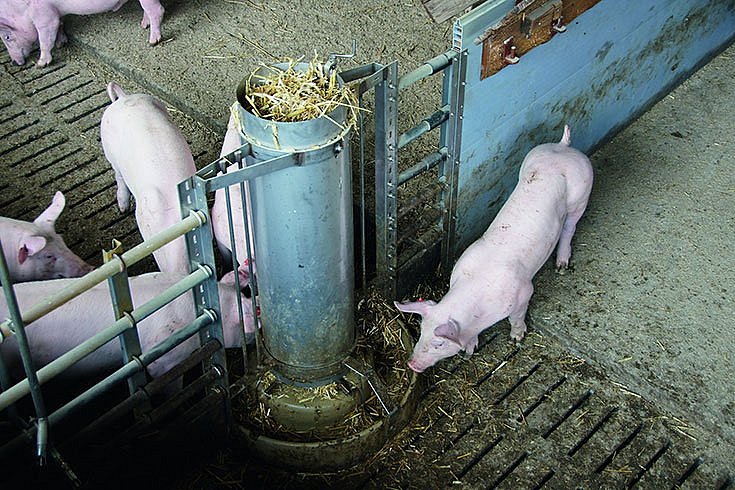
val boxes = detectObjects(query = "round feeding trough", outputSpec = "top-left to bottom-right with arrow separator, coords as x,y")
227,60 -> 422,471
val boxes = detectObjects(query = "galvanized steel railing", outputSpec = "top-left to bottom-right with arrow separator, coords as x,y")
0,207 -> 223,466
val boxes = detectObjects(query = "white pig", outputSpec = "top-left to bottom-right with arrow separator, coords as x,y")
0,0 -> 164,66
0,191 -> 93,283
395,125 -> 593,373
211,112 -> 256,271
0,269 -> 255,382
100,81 -> 197,275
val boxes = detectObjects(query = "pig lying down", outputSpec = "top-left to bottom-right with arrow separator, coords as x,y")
0,0 -> 165,66
101,81 -> 197,275
0,191 -> 93,283
396,125 -> 593,373
0,269 -> 255,384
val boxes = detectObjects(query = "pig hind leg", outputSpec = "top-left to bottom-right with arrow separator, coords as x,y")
555,207 -> 585,270
138,1 -> 164,44
113,170 -> 132,212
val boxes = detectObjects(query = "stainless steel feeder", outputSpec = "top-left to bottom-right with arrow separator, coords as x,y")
235,63 -> 355,386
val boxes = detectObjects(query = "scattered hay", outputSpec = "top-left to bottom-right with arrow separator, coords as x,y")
242,55 -> 361,127
235,287 -> 415,441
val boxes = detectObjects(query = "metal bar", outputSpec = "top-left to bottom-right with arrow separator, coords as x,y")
197,141 -> 252,179
358,90 -> 367,291
0,237 -> 48,464
398,51 -> 457,91
397,105 -> 451,150
339,63 -> 381,84
0,314 -> 215,457
440,50 -> 468,272
398,148 -> 448,186
374,62 -> 399,299
0,252 -> 18,422
178,175 -> 231,422
72,338 -> 220,444
0,211 -> 207,342
102,239 -> 146,396
0,267 -> 212,412
203,153 -> 297,193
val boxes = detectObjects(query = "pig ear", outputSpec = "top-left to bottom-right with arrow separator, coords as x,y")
433,319 -> 460,343
34,191 -> 65,228
394,300 -> 437,317
18,236 -> 47,263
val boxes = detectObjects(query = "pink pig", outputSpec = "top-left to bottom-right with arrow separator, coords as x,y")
211,112 -> 256,271
100,82 -> 197,275
396,125 -> 593,373
0,269 -> 254,382
0,191 -> 93,283
0,0 -> 164,66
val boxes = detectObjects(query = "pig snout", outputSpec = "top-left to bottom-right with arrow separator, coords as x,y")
407,357 -> 427,373
55,253 -> 94,279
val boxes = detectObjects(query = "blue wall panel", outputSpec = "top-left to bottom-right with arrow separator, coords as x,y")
450,0 -> 735,256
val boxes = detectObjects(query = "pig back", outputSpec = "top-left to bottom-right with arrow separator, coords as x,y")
100,94 -> 196,195
0,273 -> 196,381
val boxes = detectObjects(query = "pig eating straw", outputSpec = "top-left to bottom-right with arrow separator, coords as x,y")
100,81 -> 197,275
396,125 -> 593,373
0,191 -> 93,283
0,0 -> 164,66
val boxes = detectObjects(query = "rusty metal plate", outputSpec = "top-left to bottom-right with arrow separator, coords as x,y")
479,0 -> 602,79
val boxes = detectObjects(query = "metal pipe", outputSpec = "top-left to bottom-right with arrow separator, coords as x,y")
0,237 -> 49,463
398,148 -> 448,186
0,210 -> 207,342
0,267 -> 212,411
398,51 -> 457,91
397,105 -> 450,150
358,91 -> 367,291
72,337 -> 219,446
0,314 -> 215,456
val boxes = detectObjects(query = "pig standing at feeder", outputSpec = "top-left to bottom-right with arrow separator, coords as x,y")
396,125 -> 593,373
100,81 -> 196,275
0,0 -> 164,66
0,268 -> 255,382
211,112 -> 256,272
0,191 -> 93,283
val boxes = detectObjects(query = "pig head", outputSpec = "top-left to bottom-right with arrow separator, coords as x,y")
0,191 -> 93,282
100,81 -> 197,275
397,125 -> 593,373
0,0 -> 164,66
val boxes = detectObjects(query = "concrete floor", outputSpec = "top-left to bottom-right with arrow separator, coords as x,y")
1,0 -> 733,485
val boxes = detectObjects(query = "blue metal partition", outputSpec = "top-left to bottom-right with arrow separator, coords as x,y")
442,0 -> 735,263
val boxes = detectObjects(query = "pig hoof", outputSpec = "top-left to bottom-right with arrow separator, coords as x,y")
149,33 -> 162,45
36,58 -> 51,68
510,329 -> 526,342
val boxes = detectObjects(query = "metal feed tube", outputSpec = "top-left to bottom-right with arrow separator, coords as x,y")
234,63 -> 355,384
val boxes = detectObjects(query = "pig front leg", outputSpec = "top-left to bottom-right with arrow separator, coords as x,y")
138,0 -> 164,44
555,208 -> 585,270
34,19 -> 60,66
55,24 -> 67,47
507,283 -> 533,342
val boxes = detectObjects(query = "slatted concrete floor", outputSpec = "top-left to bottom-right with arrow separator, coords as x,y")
0,50 -> 220,273
166,327 -> 731,489
1,51 -> 733,488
